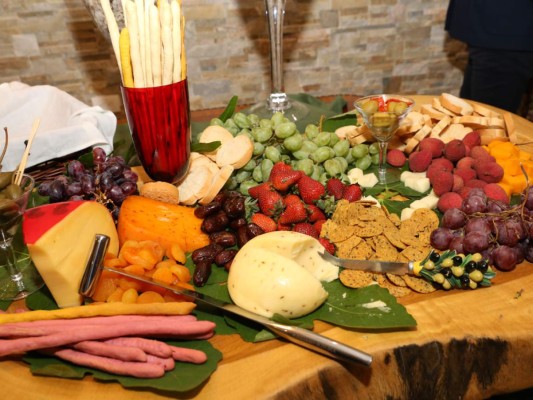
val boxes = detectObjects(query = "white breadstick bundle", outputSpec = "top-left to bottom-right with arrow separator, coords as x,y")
160,0 -> 174,85
135,0 -> 147,85
100,0 -> 122,76
126,0 -> 145,87
150,4 -> 162,87
171,0 -> 182,83
144,0 -> 154,87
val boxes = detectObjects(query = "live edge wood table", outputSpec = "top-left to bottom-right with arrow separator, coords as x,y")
2,96 -> 533,400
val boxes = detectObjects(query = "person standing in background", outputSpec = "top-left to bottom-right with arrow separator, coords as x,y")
445,0 -> 533,114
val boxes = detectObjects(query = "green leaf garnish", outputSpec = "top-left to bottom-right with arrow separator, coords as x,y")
190,141 -> 221,153
321,110 -> 359,132
219,96 -> 239,122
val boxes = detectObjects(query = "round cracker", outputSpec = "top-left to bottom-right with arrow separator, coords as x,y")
402,275 -> 437,294
339,270 -> 376,288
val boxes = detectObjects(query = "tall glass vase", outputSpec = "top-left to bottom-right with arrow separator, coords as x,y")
248,0 -> 310,122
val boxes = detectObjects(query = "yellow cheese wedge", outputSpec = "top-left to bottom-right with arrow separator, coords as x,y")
23,201 -> 119,308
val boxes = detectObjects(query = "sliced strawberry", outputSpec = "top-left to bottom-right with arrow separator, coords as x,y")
257,190 -> 285,217
271,169 -> 303,192
306,204 -> 326,223
326,178 -> 346,200
248,182 -> 273,200
343,184 -> 362,202
318,238 -> 336,255
251,213 -> 277,233
279,200 -> 307,225
297,175 -> 325,205
292,222 -> 319,238
313,219 -> 326,235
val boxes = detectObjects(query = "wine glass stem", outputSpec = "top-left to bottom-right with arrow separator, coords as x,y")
0,236 -> 25,291
377,140 -> 389,183
264,0 -> 290,112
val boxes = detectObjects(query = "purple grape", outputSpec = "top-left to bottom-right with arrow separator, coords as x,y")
464,217 -> 492,236
467,188 -> 487,201
79,174 -> 95,195
494,219 -> 525,247
525,243 -> 533,263
442,208 -> 466,229
98,172 -> 114,192
106,163 -> 124,178
108,185 -> 125,204
463,231 -> 490,253
69,195 -> 84,201
93,147 -> 106,165
67,160 -> 85,179
492,245 -> 519,271
486,199 -> 509,213
461,195 -> 487,215
37,181 -> 52,196
449,236 -> 465,254
524,187 -> 533,210
123,169 -> 138,183
48,180 -> 66,202
120,181 -> 137,196
430,227 -> 455,250
65,181 -> 82,197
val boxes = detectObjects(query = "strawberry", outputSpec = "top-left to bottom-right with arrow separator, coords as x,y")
297,175 -> 325,205
318,238 -> 336,255
257,190 -> 285,217
343,184 -> 362,202
313,219 -> 326,235
248,182 -> 273,199
326,178 -> 346,200
277,221 -> 292,231
292,222 -> 319,238
306,204 -> 326,223
268,162 -> 292,182
283,193 -> 301,206
279,200 -> 307,224
251,213 -> 277,233
271,169 -> 302,192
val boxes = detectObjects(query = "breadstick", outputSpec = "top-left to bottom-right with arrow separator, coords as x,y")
135,0 -> 146,84
99,0 -> 122,76
119,28 -> 134,87
150,4 -> 162,86
160,0 -> 174,85
144,0 -> 153,87
171,0 -> 181,83
126,0 -> 145,87
180,11 -> 186,79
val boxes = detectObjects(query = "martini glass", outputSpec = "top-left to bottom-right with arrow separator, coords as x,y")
354,94 -> 414,184
0,174 -> 44,300
247,0 -> 310,122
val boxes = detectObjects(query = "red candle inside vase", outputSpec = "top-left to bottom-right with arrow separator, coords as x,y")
121,79 -> 191,183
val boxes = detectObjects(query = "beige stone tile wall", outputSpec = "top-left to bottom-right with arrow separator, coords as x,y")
1,0 -> 531,120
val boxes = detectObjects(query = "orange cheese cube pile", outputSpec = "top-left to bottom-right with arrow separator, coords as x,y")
93,240 -> 193,304
487,141 -> 533,196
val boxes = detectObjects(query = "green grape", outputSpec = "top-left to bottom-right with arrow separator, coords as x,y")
224,118 -> 238,130
234,112 -> 251,129
239,180 -> 257,196
265,145 -> 281,163
224,176 -> 238,190
351,143 -> 369,159
369,142 -> 380,155
275,122 -> 297,139
292,150 -> 310,160
271,112 -> 285,128
261,158 -> 274,182
283,133 -> 304,152
253,142 -> 265,156
251,127 -> 273,143
304,124 -> 319,140
319,172 -> 330,185
280,154 -> 291,163
345,150 -> 355,165
334,156 -> 348,173
259,118 -> 273,131
310,164 -> 323,180
210,117 -> 224,127
235,170 -> 251,183
301,140 -> 318,153
237,129 -> 252,139
252,165 -> 263,182
333,140 -> 350,157
248,113 -> 260,126
310,146 -> 334,163
356,154 -> 372,170
313,131 -> 331,147
371,153 -> 380,165
294,159 -> 314,176
242,159 -> 257,171
324,158 -> 343,176
328,132 -> 340,146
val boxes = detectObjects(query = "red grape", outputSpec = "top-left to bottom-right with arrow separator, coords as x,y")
492,245 -> 519,271
461,195 -> 487,214
464,217 -> 492,236
442,208 -> 466,229
430,227 -> 455,250
463,231 -> 490,253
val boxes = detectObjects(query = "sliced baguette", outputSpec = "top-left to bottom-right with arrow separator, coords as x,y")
413,125 -> 432,141
432,98 -> 456,117
404,137 -> 420,154
440,93 -> 474,116
451,115 -> 505,130
199,125 -> 235,160
420,104 -> 447,120
472,102 -> 501,118
503,112 -> 516,143
199,165 -> 234,205
177,181 -> 197,206
439,123 -> 472,143
429,115 -> 451,137
478,129 -> 509,145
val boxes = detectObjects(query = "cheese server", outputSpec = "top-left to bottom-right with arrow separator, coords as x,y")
320,250 -> 419,276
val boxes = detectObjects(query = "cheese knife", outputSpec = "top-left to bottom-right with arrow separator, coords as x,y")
319,250 -> 418,275
80,234 -> 373,367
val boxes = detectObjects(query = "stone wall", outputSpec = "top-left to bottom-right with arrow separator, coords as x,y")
1,0 -> 531,120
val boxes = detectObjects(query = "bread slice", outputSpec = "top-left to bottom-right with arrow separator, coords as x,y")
451,116 -> 506,130
440,93 -> 474,116
216,134 -> 254,169
199,165 -> 234,205
439,124 -> 472,143
503,112 -> 516,143
432,98 -> 456,117
429,115 -> 451,137
420,104 -> 447,120
472,102 -> 501,118
199,125 -> 235,160
478,129 -> 509,145
413,125 -> 432,141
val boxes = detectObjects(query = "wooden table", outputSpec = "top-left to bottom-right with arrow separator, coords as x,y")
3,96 -> 533,399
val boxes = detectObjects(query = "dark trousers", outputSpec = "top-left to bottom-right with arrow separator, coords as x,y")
460,46 -> 533,114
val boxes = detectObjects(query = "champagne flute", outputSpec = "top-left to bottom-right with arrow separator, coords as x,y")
247,0 -> 310,122
354,95 -> 414,184
0,174 -> 44,300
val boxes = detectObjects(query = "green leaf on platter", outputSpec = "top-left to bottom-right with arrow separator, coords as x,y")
190,140 -> 221,153
321,110 -> 359,133
26,286 -> 57,311
218,96 -> 239,122
23,340 -> 222,393
381,199 -> 413,217
363,179 -> 429,199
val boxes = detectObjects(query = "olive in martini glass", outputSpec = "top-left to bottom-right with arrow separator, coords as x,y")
354,95 -> 414,184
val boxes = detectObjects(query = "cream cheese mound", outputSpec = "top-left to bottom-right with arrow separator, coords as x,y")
228,231 -> 339,319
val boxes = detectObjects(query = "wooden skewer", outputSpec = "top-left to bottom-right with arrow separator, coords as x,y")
13,118 -> 40,186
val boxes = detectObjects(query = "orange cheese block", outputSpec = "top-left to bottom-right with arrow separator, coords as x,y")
23,201 -> 119,308
117,195 -> 209,253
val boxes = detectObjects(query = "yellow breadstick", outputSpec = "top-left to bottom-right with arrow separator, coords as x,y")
119,28 -> 134,87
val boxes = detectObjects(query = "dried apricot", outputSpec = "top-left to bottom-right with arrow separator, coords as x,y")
92,277 -> 118,302
137,291 -> 165,304
170,264 -> 191,283
107,287 -> 125,303
152,266 -> 174,285
121,288 -> 139,304
165,243 -> 186,264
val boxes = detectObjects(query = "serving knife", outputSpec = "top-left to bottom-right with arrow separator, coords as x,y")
80,234 -> 373,367
320,250 -> 417,275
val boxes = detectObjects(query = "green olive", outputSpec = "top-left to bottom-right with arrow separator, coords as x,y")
0,172 -> 13,191
371,112 -> 394,127
360,99 -> 378,114
2,183 -> 23,200
393,101 -> 408,115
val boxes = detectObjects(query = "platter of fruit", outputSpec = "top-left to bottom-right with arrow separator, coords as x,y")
2,94 -> 533,399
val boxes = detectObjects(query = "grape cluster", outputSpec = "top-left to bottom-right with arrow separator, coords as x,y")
212,112 -> 379,196
37,147 -> 138,218
430,187 -> 533,271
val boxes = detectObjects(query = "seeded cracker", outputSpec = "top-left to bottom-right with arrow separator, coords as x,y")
349,239 -> 373,259
339,270 -> 376,288
386,273 -> 408,287
402,275 -> 437,294
336,235 -> 363,258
